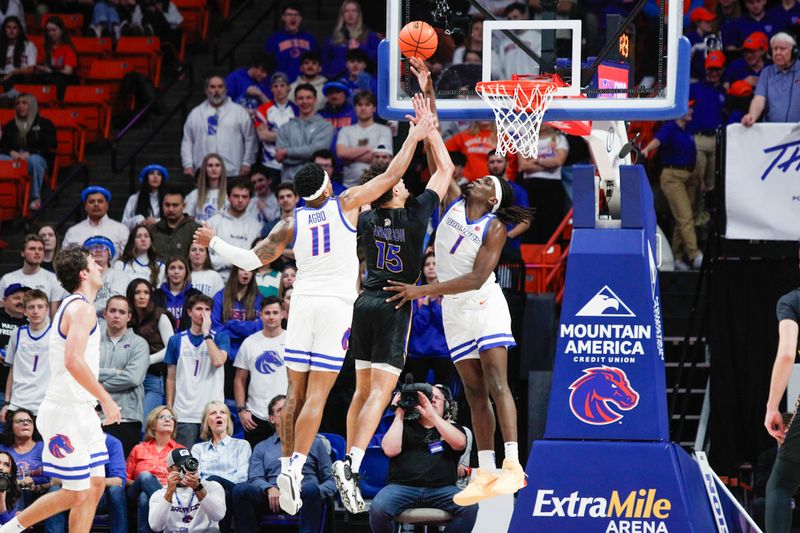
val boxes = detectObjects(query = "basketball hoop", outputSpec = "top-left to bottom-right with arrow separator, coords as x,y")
475,75 -> 561,159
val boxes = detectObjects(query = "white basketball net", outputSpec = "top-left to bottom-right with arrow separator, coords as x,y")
476,79 -> 559,159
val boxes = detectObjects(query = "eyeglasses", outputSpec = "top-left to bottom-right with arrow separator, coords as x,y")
13,419 -> 33,425
157,415 -> 176,421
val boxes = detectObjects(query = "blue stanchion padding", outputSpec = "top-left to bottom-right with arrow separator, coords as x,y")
509,441 -> 717,533
572,165 -> 597,229
544,166 -> 667,441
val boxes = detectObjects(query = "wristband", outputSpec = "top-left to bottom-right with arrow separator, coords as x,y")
203,334 -> 213,341
194,483 -> 204,493
236,405 -> 247,413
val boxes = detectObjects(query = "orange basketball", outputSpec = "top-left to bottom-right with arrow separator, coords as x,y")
399,20 -> 439,60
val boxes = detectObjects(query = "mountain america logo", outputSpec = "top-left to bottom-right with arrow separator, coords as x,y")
48,434 -> 75,458
575,286 -> 635,317
569,366 -> 640,425
255,350 -> 283,375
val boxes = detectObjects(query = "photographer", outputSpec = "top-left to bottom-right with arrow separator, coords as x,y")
148,449 -> 225,533
369,384 -> 478,533
0,451 -> 21,525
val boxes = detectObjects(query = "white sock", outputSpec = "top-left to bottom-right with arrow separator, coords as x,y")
280,456 -> 291,475
290,452 -> 307,479
0,518 -> 25,532
477,450 -> 496,471
349,446 -> 365,473
504,442 -> 519,463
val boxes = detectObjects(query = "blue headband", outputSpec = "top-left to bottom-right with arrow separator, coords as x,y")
81,186 -> 111,203
138,164 -> 169,183
83,236 -> 116,258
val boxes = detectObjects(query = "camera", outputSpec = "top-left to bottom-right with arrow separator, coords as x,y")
0,472 -> 11,492
179,457 -> 199,478
394,374 -> 433,421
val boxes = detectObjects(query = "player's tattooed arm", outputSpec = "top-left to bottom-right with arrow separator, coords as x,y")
254,218 -> 294,264
385,219 -> 506,307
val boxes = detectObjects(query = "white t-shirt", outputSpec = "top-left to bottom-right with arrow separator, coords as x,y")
165,331 -> 226,423
0,268 -> 67,306
6,323 -> 51,414
185,188 -> 226,223
122,191 -> 161,230
337,122 -> 393,187
522,133 -> 569,181
115,256 -> 165,285
233,330 -> 287,420
191,270 -> 225,298
2,40 -> 36,75
94,268 -> 132,317
148,481 -> 225,533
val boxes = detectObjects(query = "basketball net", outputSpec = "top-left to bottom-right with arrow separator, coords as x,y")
475,74 -> 563,159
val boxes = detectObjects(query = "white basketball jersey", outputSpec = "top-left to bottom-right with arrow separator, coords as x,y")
8,325 -> 51,413
173,331 -> 225,423
45,293 -> 100,405
291,197 -> 358,301
435,199 -> 497,293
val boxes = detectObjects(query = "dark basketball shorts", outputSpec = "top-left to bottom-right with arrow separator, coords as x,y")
349,289 -> 412,374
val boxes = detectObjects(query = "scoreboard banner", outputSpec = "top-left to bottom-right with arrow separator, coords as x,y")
725,122 -> 800,241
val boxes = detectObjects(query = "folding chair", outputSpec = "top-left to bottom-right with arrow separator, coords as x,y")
115,36 -> 162,87
11,84 -> 58,106
64,85 -> 113,141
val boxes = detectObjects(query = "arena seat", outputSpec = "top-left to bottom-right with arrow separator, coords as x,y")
85,60 -> 135,105
38,108 -> 86,188
319,432 -> 346,462
0,160 -> 29,220
63,85 -> 113,142
73,36 -> 113,78
28,34 -> 44,59
174,0 -> 210,61
115,36 -> 163,88
521,243 -> 562,294
358,446 -> 389,499
40,13 -> 84,34
11,84 -> 58,106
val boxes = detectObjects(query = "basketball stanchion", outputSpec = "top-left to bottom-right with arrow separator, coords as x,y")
507,166 -> 743,532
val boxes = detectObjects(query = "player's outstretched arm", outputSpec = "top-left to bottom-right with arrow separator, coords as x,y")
424,122 -> 455,202
384,219 -> 506,307
62,301 -> 121,424
339,95 -> 434,212
194,218 -> 294,270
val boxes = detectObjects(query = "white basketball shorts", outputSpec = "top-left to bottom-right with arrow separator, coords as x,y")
284,294 -> 354,373
442,283 -> 516,363
37,400 -> 108,490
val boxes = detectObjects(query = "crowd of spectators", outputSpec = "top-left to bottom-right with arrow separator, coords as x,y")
1,0 -> 799,530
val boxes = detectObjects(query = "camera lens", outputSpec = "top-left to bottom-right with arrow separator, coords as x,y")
184,457 -> 199,473
0,473 -> 10,492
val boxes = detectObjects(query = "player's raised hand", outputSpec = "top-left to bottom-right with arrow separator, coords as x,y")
409,56 -> 433,94
101,397 -> 122,426
193,222 -> 216,248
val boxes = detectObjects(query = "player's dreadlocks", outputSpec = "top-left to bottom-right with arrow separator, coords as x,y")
494,176 -> 535,226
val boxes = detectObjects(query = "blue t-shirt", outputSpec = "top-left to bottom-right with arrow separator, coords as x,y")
225,68 -> 273,111
210,289 -> 262,360
655,121 -> 696,167
722,15 -> 776,48
0,441 -> 48,485
263,29 -> 319,83
688,80 -> 726,132
766,3 -> 800,33
321,33 -> 381,79
724,57 -> 765,85
686,30 -> 710,81
506,180 -> 529,251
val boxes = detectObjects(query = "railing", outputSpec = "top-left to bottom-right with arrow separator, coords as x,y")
110,63 -> 195,191
25,164 -> 89,232
213,0 -> 280,70
523,208 -> 573,301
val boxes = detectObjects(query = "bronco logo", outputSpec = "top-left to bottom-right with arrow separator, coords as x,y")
48,434 -> 75,458
341,328 -> 351,351
569,366 -> 639,425
255,350 -> 283,375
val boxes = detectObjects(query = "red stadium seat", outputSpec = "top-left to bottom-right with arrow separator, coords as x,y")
38,108 -> 86,189
72,37 -> 113,78
28,35 -> 44,59
63,85 -> 113,142
521,243 -> 562,293
85,60 -> 135,105
41,13 -> 84,34
115,36 -> 162,87
0,160 -> 29,220
11,84 -> 58,106
174,0 -> 210,61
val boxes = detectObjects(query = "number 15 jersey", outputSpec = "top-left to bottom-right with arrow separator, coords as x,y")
292,197 -> 359,301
